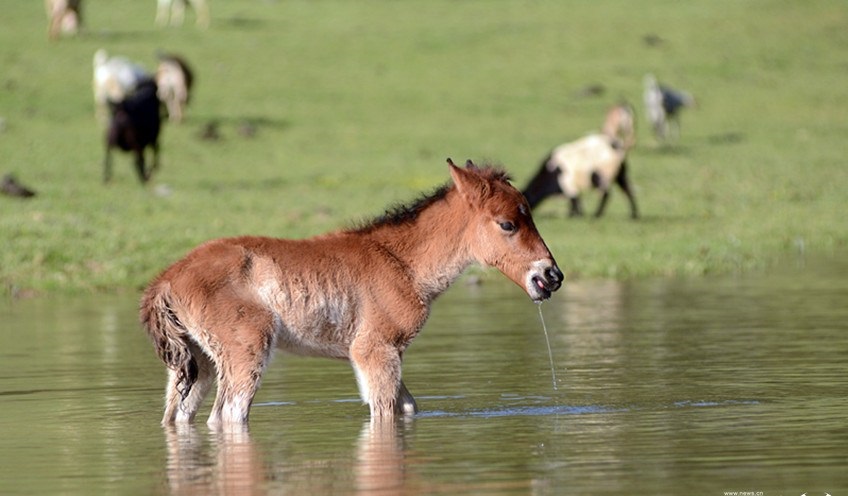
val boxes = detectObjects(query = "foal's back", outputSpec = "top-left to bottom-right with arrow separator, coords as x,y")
151,233 -> 419,359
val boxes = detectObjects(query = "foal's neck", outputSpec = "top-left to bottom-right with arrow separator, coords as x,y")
369,192 -> 474,302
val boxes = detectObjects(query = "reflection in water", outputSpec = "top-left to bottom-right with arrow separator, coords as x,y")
559,279 -> 626,333
165,425 -> 265,496
556,279 -> 630,383
164,421 -> 413,496
354,421 -> 407,495
1,258 -> 846,494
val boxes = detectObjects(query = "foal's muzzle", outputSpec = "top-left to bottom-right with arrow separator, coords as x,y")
528,263 -> 564,302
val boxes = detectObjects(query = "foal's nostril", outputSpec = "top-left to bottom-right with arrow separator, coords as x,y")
545,266 -> 564,289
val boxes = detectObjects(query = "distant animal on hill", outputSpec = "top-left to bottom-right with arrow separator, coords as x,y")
93,49 -> 152,125
104,80 -> 163,184
643,73 -> 696,142
156,0 -> 210,28
140,160 -> 563,426
155,53 -> 195,123
522,104 -> 638,219
45,0 -> 81,40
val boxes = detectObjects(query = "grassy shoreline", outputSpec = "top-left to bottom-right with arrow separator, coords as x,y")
2,1 -> 846,297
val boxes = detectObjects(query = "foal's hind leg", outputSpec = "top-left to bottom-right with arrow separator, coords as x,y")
162,341 -> 215,425
206,306 -> 277,426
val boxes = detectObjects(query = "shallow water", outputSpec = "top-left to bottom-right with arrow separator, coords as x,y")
1,257 -> 846,495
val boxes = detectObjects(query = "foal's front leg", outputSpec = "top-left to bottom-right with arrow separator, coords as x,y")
350,337 -> 416,419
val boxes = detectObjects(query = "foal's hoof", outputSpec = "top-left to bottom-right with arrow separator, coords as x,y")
400,399 -> 418,415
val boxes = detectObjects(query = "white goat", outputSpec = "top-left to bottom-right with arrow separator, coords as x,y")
92,49 -> 151,125
155,54 -> 194,123
45,0 -> 81,40
156,0 -> 210,28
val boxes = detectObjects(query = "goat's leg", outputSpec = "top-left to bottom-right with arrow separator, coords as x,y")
103,146 -> 113,183
594,189 -> 611,218
155,0 -> 170,26
568,197 -> 584,217
615,161 -> 639,219
190,0 -> 210,28
150,142 -> 161,178
47,13 -> 61,40
167,98 -> 181,123
670,117 -> 681,142
654,120 -> 667,142
134,149 -> 149,184
170,0 -> 186,26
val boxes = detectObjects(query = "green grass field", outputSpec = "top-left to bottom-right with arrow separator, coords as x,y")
1,0 -> 846,296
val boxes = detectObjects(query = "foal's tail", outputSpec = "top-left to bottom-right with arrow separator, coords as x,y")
139,282 -> 198,400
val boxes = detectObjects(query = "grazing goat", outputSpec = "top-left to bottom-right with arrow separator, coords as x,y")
522,103 -> 638,219
93,49 -> 152,125
46,0 -> 81,40
156,0 -> 210,28
643,73 -> 696,142
104,80 -> 163,184
156,53 -> 194,124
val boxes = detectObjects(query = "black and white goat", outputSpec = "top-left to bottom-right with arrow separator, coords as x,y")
522,103 -> 639,219
103,80 -> 163,184
93,49 -> 151,125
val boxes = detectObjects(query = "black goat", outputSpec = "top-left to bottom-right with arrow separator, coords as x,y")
104,79 -> 163,184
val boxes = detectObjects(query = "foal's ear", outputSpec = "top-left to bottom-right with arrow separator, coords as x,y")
448,158 -> 484,204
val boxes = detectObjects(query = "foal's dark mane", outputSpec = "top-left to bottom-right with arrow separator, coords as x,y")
349,165 -> 511,234
349,183 -> 452,234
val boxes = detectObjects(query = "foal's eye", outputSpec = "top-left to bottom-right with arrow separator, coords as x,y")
498,221 -> 517,233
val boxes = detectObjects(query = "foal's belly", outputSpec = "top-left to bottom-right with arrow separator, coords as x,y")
250,257 -> 360,360
269,293 -> 358,360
